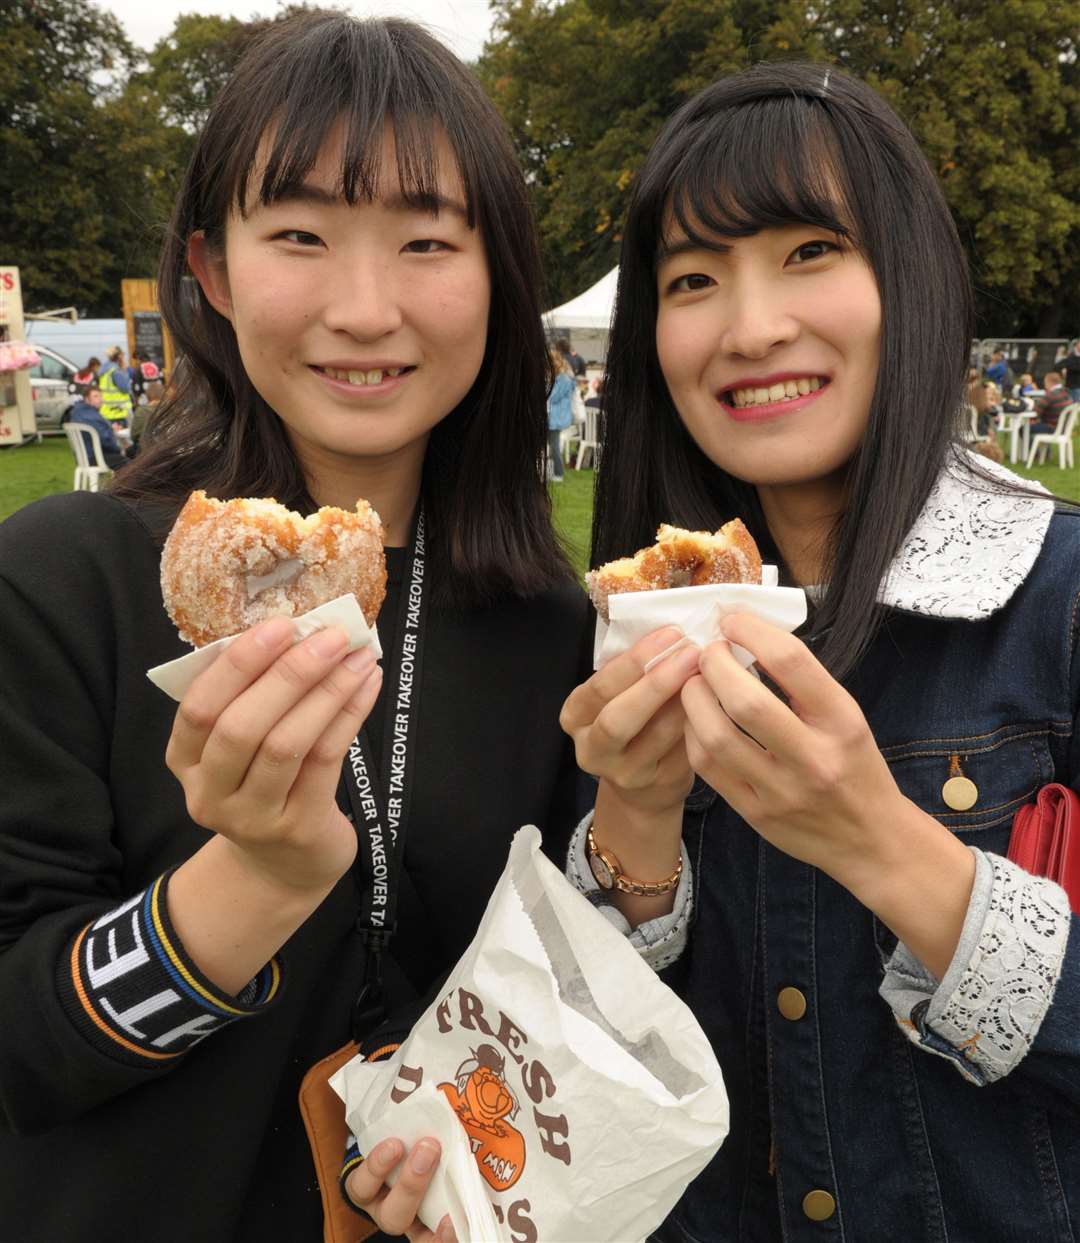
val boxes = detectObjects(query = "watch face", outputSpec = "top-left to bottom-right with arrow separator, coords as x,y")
589,850 -> 616,891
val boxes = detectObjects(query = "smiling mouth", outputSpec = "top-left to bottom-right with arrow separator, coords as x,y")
313,365 -> 415,387
721,376 -> 829,409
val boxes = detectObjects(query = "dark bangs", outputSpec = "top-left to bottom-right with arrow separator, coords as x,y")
662,101 -> 855,254
224,24 -> 478,231
114,13 -> 571,606
594,62 -> 975,682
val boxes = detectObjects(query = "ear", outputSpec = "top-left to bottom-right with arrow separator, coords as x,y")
187,230 -> 233,322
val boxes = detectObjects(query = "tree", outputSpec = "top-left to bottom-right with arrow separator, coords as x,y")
477,0 -> 1080,335
0,0 -> 137,313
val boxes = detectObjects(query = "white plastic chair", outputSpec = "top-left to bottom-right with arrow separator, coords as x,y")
64,423 -> 114,492
574,406 -> 599,469
961,404 -> 980,442
1026,403 -> 1078,470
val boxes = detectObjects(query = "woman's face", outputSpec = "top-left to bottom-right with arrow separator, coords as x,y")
655,220 -> 881,489
192,123 -> 490,475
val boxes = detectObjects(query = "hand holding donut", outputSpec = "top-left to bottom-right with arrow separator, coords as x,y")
560,627 -> 700,817
166,615 -> 382,896
344,1138 -> 457,1242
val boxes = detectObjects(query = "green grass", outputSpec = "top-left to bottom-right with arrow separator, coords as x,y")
2,434 -> 1076,574
549,467 -> 595,579
0,437 -> 73,521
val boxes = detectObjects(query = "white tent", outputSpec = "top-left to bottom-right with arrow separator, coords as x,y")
543,267 -> 618,365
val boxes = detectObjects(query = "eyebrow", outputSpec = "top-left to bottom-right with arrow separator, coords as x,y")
267,182 -> 468,218
657,235 -> 734,262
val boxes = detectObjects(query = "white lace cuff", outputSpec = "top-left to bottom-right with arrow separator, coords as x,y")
565,810 -> 693,971
881,848 -> 1071,1084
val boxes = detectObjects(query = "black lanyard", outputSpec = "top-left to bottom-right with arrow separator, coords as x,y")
341,508 -> 428,1038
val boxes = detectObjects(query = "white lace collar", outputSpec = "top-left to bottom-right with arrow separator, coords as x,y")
877,449 -> 1054,619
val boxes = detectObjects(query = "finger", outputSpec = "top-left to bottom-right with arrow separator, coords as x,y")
167,616 -> 296,771
344,1137 -> 405,1208
560,626 -> 684,733
239,649 -> 381,811
286,662 -> 384,809
579,643 -> 700,764
376,1139 -> 441,1236
195,627 -> 355,800
681,673 -> 773,790
684,712 -> 760,820
717,613 -> 848,726
598,693 -> 690,786
696,639 -> 810,757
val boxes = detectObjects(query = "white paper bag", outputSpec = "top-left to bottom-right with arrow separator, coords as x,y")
593,566 -> 808,670
146,593 -> 381,701
331,827 -> 729,1243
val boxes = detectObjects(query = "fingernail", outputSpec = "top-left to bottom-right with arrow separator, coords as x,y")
411,1141 -> 438,1174
309,627 -> 348,658
370,1138 -> 402,1169
343,646 -> 376,674
254,616 -> 294,648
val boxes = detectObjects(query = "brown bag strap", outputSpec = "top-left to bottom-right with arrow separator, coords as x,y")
299,1041 -> 378,1243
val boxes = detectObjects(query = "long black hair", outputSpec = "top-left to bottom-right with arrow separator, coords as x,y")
112,12 -> 572,605
593,62 -> 978,681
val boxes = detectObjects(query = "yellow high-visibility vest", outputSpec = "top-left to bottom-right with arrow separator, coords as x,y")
99,365 -> 134,424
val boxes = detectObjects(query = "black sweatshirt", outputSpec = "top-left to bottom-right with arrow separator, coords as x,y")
0,492 -> 590,1242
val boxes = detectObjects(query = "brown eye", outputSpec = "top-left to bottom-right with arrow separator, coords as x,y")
790,240 -> 838,264
669,272 -> 714,293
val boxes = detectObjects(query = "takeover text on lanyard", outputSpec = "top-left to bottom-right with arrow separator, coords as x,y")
342,509 -> 428,1038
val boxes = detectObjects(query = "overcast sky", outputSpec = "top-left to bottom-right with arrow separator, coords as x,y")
92,1 -> 497,61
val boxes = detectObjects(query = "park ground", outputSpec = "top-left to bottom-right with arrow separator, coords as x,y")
1,433 -> 1078,580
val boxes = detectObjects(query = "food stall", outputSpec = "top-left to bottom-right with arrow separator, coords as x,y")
0,267 -> 39,446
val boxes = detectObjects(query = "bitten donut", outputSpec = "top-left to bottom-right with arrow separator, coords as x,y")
586,520 -> 762,621
161,490 -> 387,647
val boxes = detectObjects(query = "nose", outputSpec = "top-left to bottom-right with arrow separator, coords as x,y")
322,252 -> 404,340
719,272 -> 799,360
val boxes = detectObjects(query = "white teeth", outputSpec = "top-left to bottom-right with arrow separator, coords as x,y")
728,376 -> 825,407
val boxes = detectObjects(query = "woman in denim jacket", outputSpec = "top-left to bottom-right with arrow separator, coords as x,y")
562,64 -> 1080,1242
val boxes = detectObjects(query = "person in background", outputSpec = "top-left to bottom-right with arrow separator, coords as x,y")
585,376 -> 604,412
125,380 -> 165,460
1031,370 -> 1073,436
67,385 -> 127,470
73,357 -> 100,390
1017,372 -> 1037,395
98,345 -> 133,428
984,348 -> 1009,388
1061,339 -> 1080,403
556,336 -> 586,378
547,347 -> 576,482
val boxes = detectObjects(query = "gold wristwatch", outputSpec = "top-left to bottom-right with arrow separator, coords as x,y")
586,826 -> 683,896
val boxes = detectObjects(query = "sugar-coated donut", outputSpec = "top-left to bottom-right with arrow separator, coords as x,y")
586,520 -> 762,622
161,490 -> 387,647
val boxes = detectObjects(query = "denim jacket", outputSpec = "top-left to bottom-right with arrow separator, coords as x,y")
576,455 -> 1080,1242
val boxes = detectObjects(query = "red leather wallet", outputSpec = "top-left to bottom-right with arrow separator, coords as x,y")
1007,783 -> 1080,916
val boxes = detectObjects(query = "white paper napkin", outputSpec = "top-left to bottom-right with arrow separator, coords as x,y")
146,593 -> 381,701
593,566 -> 808,670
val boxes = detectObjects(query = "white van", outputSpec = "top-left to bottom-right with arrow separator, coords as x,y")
27,345 -> 80,434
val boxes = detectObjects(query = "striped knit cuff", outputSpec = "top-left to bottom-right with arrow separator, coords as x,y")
339,1041 -> 402,1216
57,870 -> 282,1067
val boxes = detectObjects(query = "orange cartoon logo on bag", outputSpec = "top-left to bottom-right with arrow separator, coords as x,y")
438,1043 -> 526,1191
